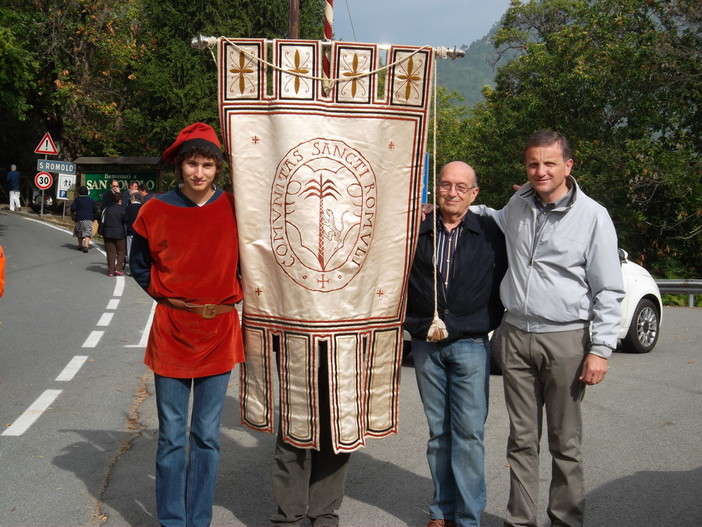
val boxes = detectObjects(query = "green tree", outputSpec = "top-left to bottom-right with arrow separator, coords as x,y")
129,0 -> 325,161
0,0 -> 324,169
465,0 -> 702,276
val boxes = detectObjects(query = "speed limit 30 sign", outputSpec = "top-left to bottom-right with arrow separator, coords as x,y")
35,172 -> 54,190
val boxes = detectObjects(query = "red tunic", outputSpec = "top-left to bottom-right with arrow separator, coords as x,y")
132,192 -> 244,378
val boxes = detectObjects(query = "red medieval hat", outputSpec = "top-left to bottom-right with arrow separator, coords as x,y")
162,122 -> 223,165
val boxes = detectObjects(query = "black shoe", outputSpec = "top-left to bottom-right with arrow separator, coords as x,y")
83,247 -> 88,253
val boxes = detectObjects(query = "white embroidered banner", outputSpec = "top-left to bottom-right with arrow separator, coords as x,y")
219,38 -> 433,452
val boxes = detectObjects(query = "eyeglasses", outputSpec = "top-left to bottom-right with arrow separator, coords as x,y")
111,184 -> 119,188
438,182 -> 477,195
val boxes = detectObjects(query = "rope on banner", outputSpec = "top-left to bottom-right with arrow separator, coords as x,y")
192,35 -> 464,86
426,62 -> 448,342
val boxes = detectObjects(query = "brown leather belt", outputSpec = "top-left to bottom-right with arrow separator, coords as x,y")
157,298 -> 237,319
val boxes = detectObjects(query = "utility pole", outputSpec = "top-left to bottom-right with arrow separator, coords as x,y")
288,0 -> 299,39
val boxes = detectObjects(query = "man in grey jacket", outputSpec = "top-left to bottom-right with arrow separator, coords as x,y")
475,130 -> 625,527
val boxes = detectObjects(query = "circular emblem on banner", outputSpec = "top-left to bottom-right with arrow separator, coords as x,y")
270,138 -> 377,292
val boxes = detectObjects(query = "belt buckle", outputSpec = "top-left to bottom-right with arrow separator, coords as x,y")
202,304 -> 217,319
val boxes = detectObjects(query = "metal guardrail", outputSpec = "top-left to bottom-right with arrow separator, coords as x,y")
655,279 -> 702,307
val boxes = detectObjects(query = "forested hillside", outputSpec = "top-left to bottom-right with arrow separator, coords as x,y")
436,23 -> 510,106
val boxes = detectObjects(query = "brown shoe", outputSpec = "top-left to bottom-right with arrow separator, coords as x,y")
426,520 -> 456,527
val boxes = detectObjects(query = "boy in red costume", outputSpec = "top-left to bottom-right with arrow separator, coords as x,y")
130,122 -> 244,527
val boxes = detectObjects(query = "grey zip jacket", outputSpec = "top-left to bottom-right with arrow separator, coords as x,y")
472,177 -> 625,357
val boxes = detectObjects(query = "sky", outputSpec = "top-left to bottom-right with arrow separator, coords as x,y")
331,0 -> 513,48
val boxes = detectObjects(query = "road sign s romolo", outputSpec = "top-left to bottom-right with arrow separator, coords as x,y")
35,172 -> 54,190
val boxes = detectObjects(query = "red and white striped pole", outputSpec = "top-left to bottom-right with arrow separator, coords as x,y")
323,0 -> 333,93
324,0 -> 334,41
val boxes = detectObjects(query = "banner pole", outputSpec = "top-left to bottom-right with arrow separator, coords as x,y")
322,0 -> 334,94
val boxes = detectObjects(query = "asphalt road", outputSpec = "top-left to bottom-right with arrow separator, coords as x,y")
1,208 -> 700,527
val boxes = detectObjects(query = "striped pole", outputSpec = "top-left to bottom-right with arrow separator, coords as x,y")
324,0 -> 334,40
323,0 -> 333,94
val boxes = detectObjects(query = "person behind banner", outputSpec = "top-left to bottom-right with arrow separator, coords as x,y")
271,341 -> 352,527
405,161 -> 507,527
129,122 -> 244,527
473,130 -> 624,527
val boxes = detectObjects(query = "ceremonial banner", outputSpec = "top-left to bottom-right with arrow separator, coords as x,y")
219,38 -> 434,452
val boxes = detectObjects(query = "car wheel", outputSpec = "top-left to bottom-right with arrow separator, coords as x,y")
621,298 -> 660,353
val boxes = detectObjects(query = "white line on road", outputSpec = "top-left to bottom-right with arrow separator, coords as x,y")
125,301 -> 156,348
113,276 -> 125,297
97,313 -> 114,326
1,390 -> 63,436
107,299 -> 120,310
55,356 -> 89,381
82,330 -> 104,348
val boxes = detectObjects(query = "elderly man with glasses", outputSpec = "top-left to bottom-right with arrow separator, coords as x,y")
405,161 -> 507,527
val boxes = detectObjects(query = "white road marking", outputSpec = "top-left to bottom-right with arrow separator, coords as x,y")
82,330 -> 104,348
1,390 -> 63,436
3,216 -> 129,437
113,276 -> 125,296
55,356 -> 89,381
125,301 -> 156,348
97,313 -> 114,326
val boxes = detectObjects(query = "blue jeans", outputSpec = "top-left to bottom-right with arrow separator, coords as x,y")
413,337 -> 490,527
154,372 -> 231,527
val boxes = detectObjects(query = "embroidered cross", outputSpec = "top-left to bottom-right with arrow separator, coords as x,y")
252,135 -> 261,144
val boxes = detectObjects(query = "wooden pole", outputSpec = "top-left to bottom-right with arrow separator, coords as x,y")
288,0 -> 299,39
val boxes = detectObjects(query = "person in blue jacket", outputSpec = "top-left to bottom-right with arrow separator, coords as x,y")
70,186 -> 98,252
6,164 -> 21,211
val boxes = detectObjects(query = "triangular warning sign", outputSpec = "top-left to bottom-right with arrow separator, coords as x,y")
34,132 -> 58,155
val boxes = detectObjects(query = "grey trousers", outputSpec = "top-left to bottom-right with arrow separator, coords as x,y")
271,348 -> 351,526
497,323 -> 590,527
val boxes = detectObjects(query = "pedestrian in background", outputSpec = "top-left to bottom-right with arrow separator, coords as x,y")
70,186 -> 98,253
138,183 -> 154,203
6,164 -> 21,211
101,193 -> 127,276
124,191 -> 143,268
101,179 -> 129,211
129,122 -> 244,527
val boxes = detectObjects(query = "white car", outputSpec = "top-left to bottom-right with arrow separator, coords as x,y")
403,249 -> 664,370
617,249 -> 662,354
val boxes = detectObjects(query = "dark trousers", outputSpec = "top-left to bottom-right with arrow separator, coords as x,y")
271,347 -> 351,526
104,237 -> 126,274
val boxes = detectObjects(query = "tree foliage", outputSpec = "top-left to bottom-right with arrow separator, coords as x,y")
461,0 -> 702,277
0,0 -> 324,171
